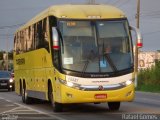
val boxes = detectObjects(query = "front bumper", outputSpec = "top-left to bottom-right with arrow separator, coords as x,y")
57,83 -> 135,103
0,82 -> 14,89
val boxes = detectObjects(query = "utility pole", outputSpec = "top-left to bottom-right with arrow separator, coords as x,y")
135,0 -> 140,87
6,29 -> 9,71
136,0 -> 140,29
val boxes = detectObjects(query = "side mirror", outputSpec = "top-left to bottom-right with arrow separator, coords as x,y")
130,26 -> 143,48
52,27 -> 59,50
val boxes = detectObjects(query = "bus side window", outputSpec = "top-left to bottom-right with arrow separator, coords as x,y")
24,28 -> 28,52
34,24 -> 37,50
35,19 -> 49,51
27,26 -> 32,51
20,31 -> 24,53
14,35 -> 20,55
36,21 -> 43,49
29,25 -> 35,51
17,32 -> 21,54
43,18 -> 49,52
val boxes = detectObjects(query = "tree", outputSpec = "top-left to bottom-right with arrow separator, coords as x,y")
0,50 -> 13,60
8,50 -> 13,60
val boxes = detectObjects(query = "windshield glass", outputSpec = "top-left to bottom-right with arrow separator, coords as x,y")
58,20 -> 133,73
96,21 -> 133,72
0,72 -> 11,78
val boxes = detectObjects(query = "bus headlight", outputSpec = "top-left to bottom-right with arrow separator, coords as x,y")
125,79 -> 133,86
67,82 -> 74,87
120,79 -> 133,86
9,78 -> 13,83
59,78 -> 81,89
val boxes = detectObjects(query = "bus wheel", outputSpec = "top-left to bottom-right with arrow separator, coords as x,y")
20,80 -> 22,96
108,102 -> 120,111
22,83 -> 32,104
49,84 -> 63,112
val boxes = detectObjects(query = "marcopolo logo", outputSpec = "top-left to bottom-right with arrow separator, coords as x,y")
98,85 -> 104,90
16,58 -> 25,65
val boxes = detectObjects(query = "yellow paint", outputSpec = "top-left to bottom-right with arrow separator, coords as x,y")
59,84 -> 135,103
17,4 -> 125,32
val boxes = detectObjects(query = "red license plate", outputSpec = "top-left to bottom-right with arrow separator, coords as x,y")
95,94 -> 107,99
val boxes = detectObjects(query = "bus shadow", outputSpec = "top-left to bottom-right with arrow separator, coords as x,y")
63,103 -> 118,113
27,99 -> 124,114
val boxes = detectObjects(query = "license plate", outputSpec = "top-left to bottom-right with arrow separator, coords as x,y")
0,83 -> 7,86
95,94 -> 107,99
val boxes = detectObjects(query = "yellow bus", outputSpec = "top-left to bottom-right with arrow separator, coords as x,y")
14,4 -> 142,112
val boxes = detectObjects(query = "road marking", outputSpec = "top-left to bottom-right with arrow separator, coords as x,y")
5,104 -> 16,107
0,97 -> 67,120
14,103 -> 67,120
7,109 -> 36,112
17,117 -> 56,120
5,99 -> 11,102
0,106 -> 21,114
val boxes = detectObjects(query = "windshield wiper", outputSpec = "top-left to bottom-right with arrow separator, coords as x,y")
102,40 -> 117,72
81,50 -> 95,76
104,53 -> 117,72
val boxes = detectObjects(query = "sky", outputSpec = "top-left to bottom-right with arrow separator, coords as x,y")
0,0 -> 160,51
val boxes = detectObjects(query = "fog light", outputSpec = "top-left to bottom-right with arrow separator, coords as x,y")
67,82 -> 74,87
126,91 -> 132,97
66,93 -> 73,98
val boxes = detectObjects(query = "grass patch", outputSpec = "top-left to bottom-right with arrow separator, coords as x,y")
137,61 -> 160,93
136,84 -> 160,93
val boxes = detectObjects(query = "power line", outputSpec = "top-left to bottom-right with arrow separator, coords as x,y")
128,15 -> 136,22
138,10 -> 160,18
104,0 -> 113,4
141,10 -> 160,15
143,30 -> 160,36
140,13 -> 160,17
116,0 -> 130,8
128,12 -> 160,21
110,0 -> 121,5
0,34 -> 14,37
87,0 -> 96,4
0,36 -> 13,38
0,23 -> 24,29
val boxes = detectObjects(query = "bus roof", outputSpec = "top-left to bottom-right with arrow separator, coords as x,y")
17,4 -> 126,32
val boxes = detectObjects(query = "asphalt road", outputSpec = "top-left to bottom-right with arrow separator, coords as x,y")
0,90 -> 160,120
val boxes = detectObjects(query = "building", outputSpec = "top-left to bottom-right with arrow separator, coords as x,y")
138,51 -> 160,69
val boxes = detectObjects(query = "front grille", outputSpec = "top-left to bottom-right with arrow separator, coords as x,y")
0,79 -> 8,83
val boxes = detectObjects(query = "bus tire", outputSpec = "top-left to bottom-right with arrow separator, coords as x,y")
20,80 -> 22,96
22,82 -> 32,104
49,84 -> 63,112
108,102 -> 120,111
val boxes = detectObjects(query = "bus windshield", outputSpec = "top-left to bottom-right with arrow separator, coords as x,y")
58,20 -> 133,74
